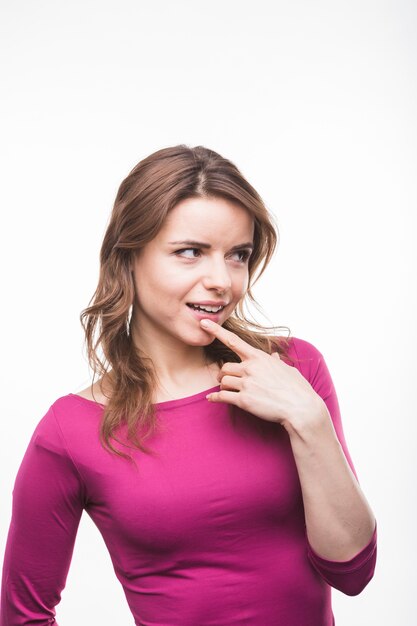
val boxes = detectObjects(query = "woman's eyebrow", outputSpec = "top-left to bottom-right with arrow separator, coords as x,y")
168,240 -> 254,251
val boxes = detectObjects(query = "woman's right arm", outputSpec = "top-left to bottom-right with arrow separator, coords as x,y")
0,405 -> 86,625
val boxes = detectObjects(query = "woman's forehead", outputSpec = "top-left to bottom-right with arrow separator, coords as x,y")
161,197 -> 254,236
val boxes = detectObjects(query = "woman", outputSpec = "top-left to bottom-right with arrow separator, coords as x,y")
0,145 -> 377,625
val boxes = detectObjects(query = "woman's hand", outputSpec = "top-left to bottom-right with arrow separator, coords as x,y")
200,319 -> 328,434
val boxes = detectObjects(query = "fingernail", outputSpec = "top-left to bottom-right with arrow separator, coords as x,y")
200,319 -> 211,327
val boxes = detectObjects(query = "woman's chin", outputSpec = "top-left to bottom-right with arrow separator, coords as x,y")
180,330 -> 216,347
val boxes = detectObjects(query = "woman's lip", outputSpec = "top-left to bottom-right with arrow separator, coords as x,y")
186,304 -> 225,322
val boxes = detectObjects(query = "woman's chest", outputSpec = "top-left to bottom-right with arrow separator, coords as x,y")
79,405 -> 303,551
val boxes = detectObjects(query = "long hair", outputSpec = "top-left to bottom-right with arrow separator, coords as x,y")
80,145 -> 295,463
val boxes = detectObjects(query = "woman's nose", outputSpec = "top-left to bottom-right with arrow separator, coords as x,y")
202,258 -> 232,292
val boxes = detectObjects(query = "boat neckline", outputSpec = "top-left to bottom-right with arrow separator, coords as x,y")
68,384 -> 222,411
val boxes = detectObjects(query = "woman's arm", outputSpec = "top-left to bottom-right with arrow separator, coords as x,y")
286,408 -> 376,561
0,405 -> 86,625
200,320 -> 378,596
286,339 -> 377,595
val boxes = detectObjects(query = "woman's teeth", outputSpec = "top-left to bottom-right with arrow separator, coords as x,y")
187,304 -> 224,313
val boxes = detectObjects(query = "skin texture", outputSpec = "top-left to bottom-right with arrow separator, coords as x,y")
202,318 -> 326,428
129,196 -> 255,397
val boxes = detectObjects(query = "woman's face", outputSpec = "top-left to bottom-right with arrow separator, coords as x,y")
130,196 -> 255,351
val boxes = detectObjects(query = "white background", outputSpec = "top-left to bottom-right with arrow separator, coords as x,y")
1,1 -> 416,624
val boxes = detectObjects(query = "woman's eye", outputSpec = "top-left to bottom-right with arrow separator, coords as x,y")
174,248 -> 251,263
233,250 -> 251,263
175,248 -> 200,258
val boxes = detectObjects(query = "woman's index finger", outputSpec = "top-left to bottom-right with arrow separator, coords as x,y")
200,319 -> 255,360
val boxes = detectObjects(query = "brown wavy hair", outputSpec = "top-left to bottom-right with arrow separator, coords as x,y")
80,144 -> 295,464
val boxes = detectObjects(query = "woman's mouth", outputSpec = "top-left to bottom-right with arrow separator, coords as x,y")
186,303 -> 226,322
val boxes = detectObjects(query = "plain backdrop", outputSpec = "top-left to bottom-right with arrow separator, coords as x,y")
1,1 -> 416,624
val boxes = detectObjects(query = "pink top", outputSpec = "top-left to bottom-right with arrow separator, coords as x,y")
0,337 -> 377,625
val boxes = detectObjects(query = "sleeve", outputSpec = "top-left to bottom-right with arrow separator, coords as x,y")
291,339 -> 377,596
0,405 -> 86,625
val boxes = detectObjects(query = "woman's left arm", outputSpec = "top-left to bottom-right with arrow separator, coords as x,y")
285,403 -> 376,561
284,339 -> 377,594
200,320 -> 377,593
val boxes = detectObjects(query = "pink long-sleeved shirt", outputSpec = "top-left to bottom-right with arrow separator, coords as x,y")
0,337 -> 377,625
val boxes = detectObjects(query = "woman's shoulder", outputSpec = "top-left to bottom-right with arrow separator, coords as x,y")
277,335 -> 323,363
282,336 -> 326,383
37,378 -> 112,440
68,375 -> 112,406
70,383 -> 108,406
287,335 -> 323,358
32,389 -> 107,458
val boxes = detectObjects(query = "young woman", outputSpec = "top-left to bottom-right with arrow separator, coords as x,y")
0,145 -> 377,625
